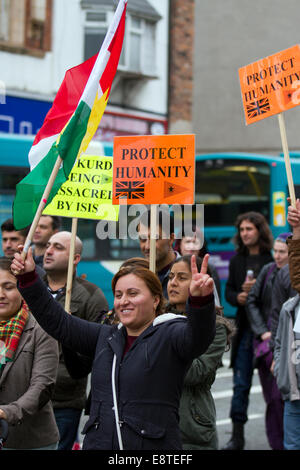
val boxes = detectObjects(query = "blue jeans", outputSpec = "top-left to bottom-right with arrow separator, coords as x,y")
284,400 -> 300,450
230,328 -> 254,423
54,408 -> 82,450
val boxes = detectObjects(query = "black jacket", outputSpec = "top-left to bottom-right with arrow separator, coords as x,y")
270,263 -> 297,350
18,274 -> 216,450
50,276 -> 108,410
246,262 -> 279,338
225,251 -> 273,366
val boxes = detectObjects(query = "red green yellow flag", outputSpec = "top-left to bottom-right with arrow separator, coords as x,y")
13,0 -> 127,229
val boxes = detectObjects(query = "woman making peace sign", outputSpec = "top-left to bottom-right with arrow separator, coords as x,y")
11,250 -> 215,450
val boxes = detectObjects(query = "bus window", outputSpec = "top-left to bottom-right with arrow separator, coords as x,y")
59,211 -> 141,261
195,158 -> 270,225
0,166 -> 29,227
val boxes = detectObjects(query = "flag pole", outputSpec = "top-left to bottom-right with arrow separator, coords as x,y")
149,204 -> 157,273
21,155 -> 63,260
65,217 -> 78,314
278,112 -> 296,208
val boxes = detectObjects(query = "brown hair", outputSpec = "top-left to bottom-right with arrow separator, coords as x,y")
120,257 -> 149,269
1,218 -> 30,239
112,266 -> 165,316
0,257 -> 13,273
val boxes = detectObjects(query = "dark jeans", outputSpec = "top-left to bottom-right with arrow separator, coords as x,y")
230,328 -> 254,424
258,351 -> 284,449
54,408 -> 82,450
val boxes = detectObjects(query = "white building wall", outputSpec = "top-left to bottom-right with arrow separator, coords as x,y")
1,0 -> 82,96
124,0 -> 169,115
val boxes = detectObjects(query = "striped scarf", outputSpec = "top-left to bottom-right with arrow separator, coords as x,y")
0,301 -> 29,369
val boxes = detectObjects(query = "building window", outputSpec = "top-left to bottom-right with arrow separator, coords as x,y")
0,0 -> 9,42
84,9 -> 157,77
83,10 -> 109,61
0,0 -> 52,54
121,15 -> 156,76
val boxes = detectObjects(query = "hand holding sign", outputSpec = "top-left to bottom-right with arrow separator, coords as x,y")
189,254 -> 214,298
11,245 -> 36,276
287,198 -> 300,239
239,45 -> 300,208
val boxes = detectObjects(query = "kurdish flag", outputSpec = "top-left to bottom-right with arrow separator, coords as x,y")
13,0 -> 127,230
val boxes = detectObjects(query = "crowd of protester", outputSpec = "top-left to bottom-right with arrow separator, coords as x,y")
1,202 -> 300,450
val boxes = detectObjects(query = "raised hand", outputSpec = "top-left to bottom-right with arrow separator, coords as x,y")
287,198 -> 300,228
189,253 -> 214,298
11,245 -> 36,276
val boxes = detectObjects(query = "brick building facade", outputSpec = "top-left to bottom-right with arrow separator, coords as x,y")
168,0 -> 195,135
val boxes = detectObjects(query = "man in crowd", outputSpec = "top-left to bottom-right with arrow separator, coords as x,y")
42,230 -> 108,450
1,218 -> 30,258
138,207 -> 180,298
32,215 -> 61,267
223,211 -> 273,450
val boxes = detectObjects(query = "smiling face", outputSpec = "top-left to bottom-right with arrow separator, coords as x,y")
114,273 -> 159,336
0,269 -> 23,321
167,260 -> 191,312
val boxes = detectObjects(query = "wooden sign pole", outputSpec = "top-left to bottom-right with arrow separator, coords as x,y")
278,113 -> 296,208
149,204 -> 157,273
22,156 -> 63,259
64,217 -> 78,314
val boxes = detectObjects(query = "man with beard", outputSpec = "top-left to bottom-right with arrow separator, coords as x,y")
138,208 -> 180,299
32,215 -> 61,267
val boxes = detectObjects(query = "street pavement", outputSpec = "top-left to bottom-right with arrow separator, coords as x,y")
212,350 -> 271,450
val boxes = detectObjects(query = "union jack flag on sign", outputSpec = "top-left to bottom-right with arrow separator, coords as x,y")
115,180 -> 145,199
246,98 -> 270,119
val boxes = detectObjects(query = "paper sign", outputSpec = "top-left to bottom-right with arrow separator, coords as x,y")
43,155 -> 119,221
112,134 -> 195,205
239,44 -> 300,125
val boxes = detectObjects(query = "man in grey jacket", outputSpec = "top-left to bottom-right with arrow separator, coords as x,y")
42,231 -> 108,450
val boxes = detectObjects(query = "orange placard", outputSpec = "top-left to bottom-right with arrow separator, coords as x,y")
239,44 -> 300,125
112,134 -> 195,205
